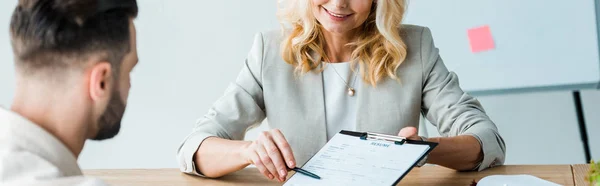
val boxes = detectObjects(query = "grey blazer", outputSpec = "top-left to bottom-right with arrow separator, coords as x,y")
177,25 -> 506,176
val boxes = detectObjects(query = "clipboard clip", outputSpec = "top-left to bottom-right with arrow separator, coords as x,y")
360,132 -> 406,145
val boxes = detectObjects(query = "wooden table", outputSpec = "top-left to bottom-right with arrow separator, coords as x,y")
572,164 -> 591,186
85,165 -> 582,186
402,165 -> 574,186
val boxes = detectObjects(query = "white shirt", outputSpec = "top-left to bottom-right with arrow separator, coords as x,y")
322,62 -> 360,140
0,108 -> 107,186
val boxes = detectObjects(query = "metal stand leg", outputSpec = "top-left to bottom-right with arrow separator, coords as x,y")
573,91 -> 591,163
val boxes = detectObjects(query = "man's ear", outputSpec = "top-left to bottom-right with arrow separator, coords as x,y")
89,62 -> 113,102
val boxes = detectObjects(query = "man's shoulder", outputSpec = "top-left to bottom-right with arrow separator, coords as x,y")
0,120 -> 83,185
0,146 -> 57,182
0,150 -> 100,185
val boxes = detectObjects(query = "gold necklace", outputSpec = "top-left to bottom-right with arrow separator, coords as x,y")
328,63 -> 359,96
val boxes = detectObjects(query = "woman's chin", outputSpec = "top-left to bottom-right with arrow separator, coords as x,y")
321,26 -> 353,35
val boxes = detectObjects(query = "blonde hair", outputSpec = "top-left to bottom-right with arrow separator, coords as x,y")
277,0 -> 407,86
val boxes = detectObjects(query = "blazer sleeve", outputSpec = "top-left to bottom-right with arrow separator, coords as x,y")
419,27 -> 506,171
176,33 -> 267,176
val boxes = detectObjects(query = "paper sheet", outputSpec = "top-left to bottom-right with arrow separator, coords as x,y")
284,133 -> 430,186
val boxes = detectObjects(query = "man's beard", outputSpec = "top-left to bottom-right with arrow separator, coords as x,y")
92,90 -> 126,141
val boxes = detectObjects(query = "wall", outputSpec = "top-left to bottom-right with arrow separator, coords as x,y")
0,0 -> 598,169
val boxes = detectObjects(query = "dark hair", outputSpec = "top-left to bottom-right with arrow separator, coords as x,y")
10,0 -> 138,76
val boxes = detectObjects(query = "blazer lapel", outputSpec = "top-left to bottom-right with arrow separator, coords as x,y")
303,69 -> 327,143
300,52 -> 328,147
355,65 -> 369,132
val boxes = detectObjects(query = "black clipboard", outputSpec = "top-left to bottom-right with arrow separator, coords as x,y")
339,130 -> 438,185
286,130 -> 438,186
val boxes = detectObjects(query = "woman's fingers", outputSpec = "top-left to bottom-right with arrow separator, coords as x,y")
261,132 -> 288,181
249,150 -> 273,180
250,129 -> 295,182
398,126 -> 421,140
270,129 -> 296,168
256,142 -> 280,181
258,131 -> 292,182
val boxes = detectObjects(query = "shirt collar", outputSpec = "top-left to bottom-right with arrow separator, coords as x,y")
0,107 -> 83,176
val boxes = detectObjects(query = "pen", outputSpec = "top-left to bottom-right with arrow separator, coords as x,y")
292,167 -> 321,180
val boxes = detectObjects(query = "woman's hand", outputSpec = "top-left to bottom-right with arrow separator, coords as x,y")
397,126 -> 422,140
242,129 -> 296,182
397,127 -> 486,170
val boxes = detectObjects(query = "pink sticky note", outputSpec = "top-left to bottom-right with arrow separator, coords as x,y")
467,25 -> 495,53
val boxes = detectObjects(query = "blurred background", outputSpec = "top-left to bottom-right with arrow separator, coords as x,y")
0,0 -> 598,169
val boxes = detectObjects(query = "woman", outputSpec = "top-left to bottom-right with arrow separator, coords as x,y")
177,0 -> 505,182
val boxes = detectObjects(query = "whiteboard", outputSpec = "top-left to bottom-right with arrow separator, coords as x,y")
404,0 -> 600,93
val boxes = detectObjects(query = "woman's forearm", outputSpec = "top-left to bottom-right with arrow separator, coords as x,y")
194,137 -> 252,178
427,135 -> 483,171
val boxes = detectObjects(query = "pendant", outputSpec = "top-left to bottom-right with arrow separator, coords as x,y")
347,88 -> 355,96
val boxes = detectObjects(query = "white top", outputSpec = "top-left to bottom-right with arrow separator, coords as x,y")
322,62 -> 360,140
0,108 -> 106,186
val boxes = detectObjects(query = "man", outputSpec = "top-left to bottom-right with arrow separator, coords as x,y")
0,0 -> 138,185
